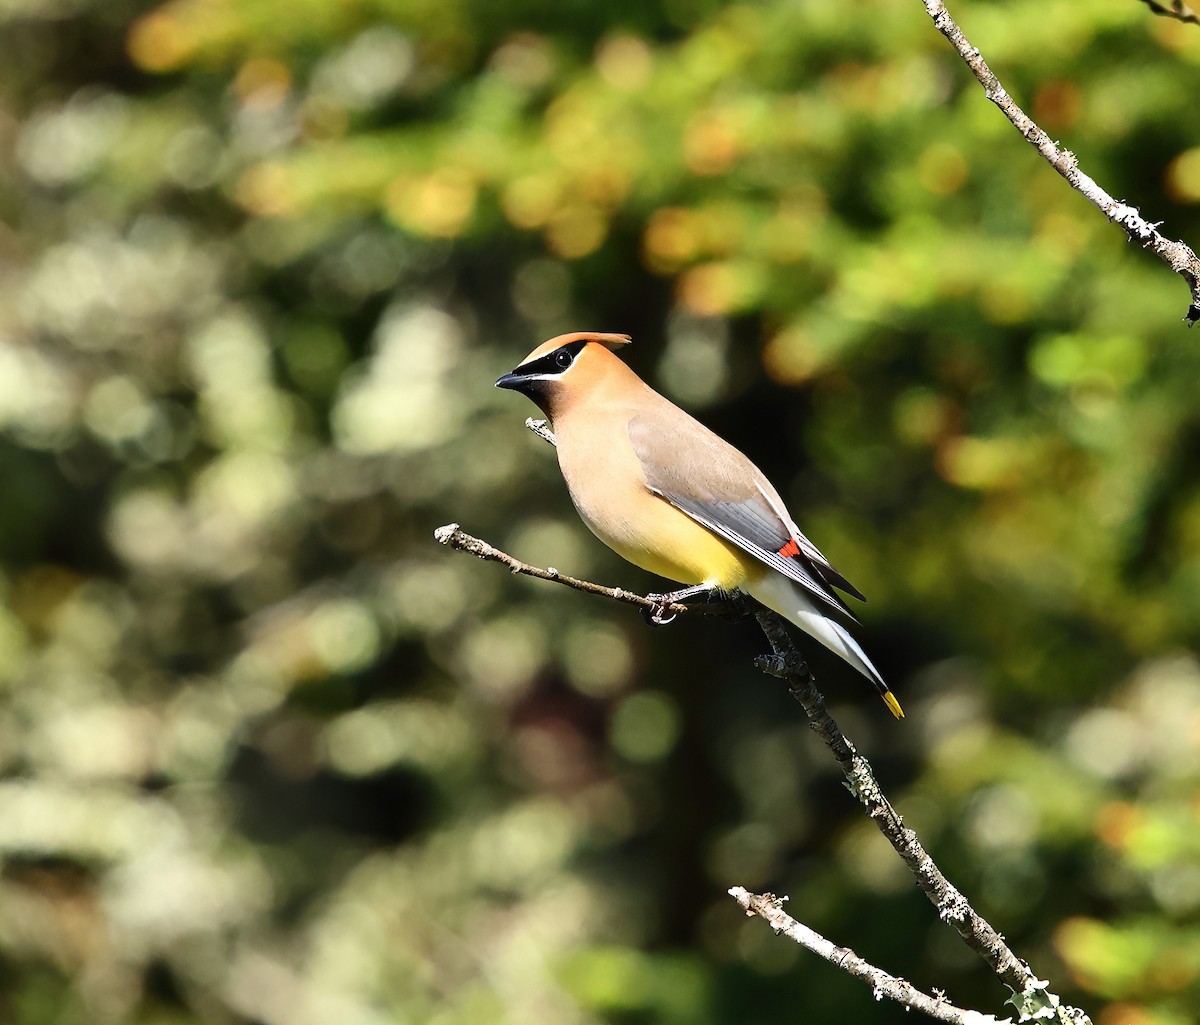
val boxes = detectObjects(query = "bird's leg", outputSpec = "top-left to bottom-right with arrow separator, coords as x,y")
642,583 -> 722,626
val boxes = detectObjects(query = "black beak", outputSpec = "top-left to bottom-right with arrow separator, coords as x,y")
495,371 -> 525,390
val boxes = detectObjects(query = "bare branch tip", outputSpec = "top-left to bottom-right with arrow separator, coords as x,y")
728,886 -> 755,914
525,418 -> 557,446
434,523 -> 461,545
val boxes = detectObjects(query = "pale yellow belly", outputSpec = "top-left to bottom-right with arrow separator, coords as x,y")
574,488 -> 750,590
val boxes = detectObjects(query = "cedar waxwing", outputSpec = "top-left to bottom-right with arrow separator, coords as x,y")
496,331 -> 903,719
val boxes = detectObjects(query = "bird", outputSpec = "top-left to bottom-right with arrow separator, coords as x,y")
495,331 -> 903,719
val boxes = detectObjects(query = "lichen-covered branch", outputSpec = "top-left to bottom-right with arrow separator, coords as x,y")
729,888 -> 1009,1025
922,0 -> 1200,324
752,612 -> 1089,1024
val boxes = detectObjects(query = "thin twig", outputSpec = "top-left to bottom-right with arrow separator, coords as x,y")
729,888 -> 1010,1025
1138,0 -> 1200,25
524,416 -> 556,445
922,0 -> 1200,324
434,523 -> 692,619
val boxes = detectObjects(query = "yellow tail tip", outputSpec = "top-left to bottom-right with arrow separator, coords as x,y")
883,692 -> 905,720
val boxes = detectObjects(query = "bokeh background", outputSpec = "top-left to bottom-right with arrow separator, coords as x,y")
1,0 -> 1199,1022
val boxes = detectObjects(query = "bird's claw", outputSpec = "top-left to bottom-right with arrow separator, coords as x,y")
641,596 -> 678,626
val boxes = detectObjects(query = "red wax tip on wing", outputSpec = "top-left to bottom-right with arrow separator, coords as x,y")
778,539 -> 801,558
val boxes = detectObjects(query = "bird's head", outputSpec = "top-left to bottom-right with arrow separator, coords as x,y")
495,331 -> 632,419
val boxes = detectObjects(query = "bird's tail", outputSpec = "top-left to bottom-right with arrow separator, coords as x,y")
746,572 -> 904,719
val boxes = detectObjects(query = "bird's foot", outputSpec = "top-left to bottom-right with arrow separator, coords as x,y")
641,601 -> 678,627
640,583 -> 722,627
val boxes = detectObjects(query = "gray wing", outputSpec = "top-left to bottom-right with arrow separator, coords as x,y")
628,411 -> 864,616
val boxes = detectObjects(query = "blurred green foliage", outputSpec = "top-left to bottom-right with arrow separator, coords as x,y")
0,0 -> 1198,1023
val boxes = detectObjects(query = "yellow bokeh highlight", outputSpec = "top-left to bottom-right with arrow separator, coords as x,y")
936,435 -> 1024,490
127,9 -> 194,72
386,171 -> 477,238
545,205 -> 606,259
235,57 -> 292,111
684,110 -> 741,176
762,326 -> 819,385
595,34 -> 653,91
1094,801 -> 1143,850
678,261 -> 761,316
544,93 -> 603,160
1151,14 -> 1198,54
235,161 -> 296,217
575,164 -> 631,209
642,207 -> 702,273
1165,147 -> 1200,204
502,173 -> 561,229
893,387 -> 956,447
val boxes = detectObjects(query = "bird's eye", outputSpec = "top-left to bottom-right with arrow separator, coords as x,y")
554,349 -> 574,370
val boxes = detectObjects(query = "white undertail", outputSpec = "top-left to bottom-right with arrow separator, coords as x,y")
746,572 -> 890,695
